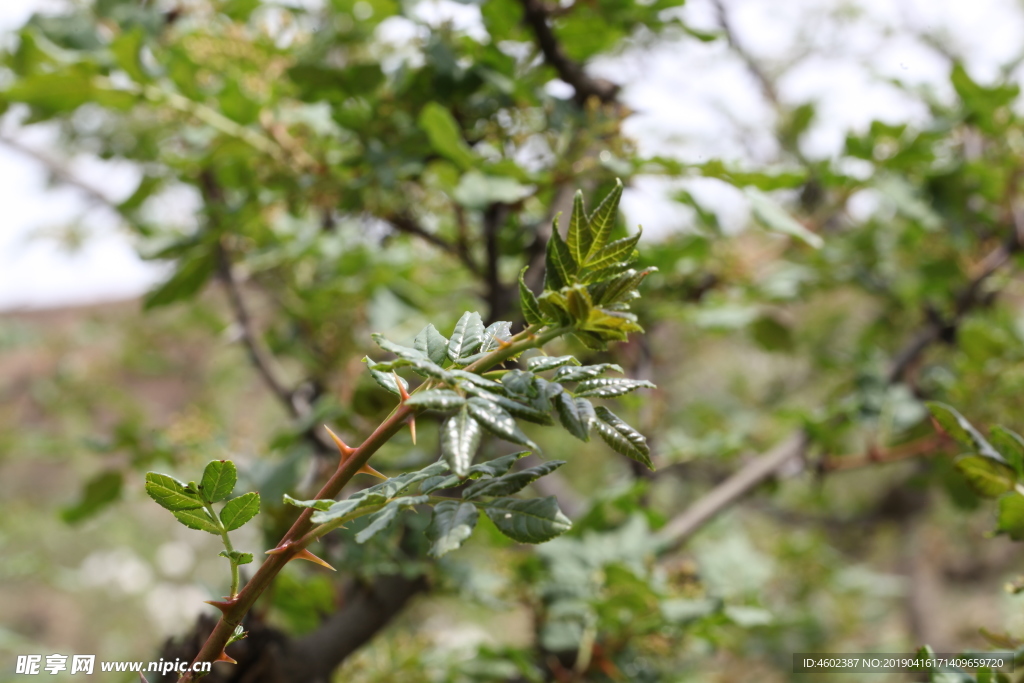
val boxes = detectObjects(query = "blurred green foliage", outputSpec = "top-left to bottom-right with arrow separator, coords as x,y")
5,0 -> 1024,681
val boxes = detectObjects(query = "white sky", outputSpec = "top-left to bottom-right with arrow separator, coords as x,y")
1,0 -> 1021,310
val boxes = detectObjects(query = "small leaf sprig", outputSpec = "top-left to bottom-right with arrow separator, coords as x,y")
145,460 -> 259,600
159,181 -> 657,679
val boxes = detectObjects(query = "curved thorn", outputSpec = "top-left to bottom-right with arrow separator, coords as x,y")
323,425 -> 355,458
214,650 -> 237,665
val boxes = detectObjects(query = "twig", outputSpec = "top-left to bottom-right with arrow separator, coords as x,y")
0,134 -> 121,210
711,0 -> 779,107
516,0 -> 619,105
388,213 -> 482,277
656,233 -> 1021,552
819,434 -> 951,472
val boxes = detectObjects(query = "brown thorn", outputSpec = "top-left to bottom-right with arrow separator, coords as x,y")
492,335 -> 514,349
214,650 -> 237,665
357,462 -> 387,479
323,425 -> 355,458
265,542 -> 294,556
409,416 -> 417,445
291,548 -> 336,571
393,371 -> 411,401
203,598 -> 237,614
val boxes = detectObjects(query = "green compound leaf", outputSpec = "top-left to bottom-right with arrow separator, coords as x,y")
413,324 -> 449,366
997,492 -> 1024,541
463,460 -> 566,499
519,267 -> 544,325
282,494 -> 334,511
484,496 -> 572,543
584,179 -> 624,260
363,356 -> 409,396
355,495 -> 429,543
566,189 -> 591,265
467,397 -> 539,451
526,355 -> 580,372
502,369 -> 537,397
427,500 -> 479,557
220,492 -> 261,531
403,389 -> 467,411
954,455 -> 1016,498
219,550 -> 254,565
199,460 -> 236,504
595,406 -> 653,469
574,377 -> 656,399
448,311 -> 485,361
442,406 -> 482,478
145,472 -> 205,512
172,508 -> 221,534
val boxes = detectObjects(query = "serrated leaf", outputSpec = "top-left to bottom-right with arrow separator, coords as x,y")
553,363 -> 624,383
463,460 -> 566,499
502,369 -> 537,397
519,267 -> 544,325
565,285 -> 592,322
220,492 -> 260,531
527,355 -> 580,372
484,496 -> 572,543
927,402 -> 1003,461
355,495 -> 428,543
582,229 -> 641,273
586,267 -> 656,302
585,179 -> 624,259
172,508 -> 221,534
450,369 -> 506,393
419,102 -> 477,171
545,227 -> 577,290
145,472 -> 205,512
219,550 -> 254,565
462,386 -> 553,424
442,407 -> 482,477
566,189 -> 590,264
595,406 -> 652,469
413,324 -> 449,365
365,462 -> 449,499
998,492 -> 1024,541
470,451 -> 530,478
992,426 -> 1024,478
746,188 -> 823,249
364,356 -> 408,396
283,494 -> 333,511
554,391 -> 591,441
954,455 -> 1016,498
448,311 -> 485,361
372,333 -> 426,361
574,377 -> 656,399
311,491 -> 388,523
199,460 -> 236,504
427,500 -> 479,557
480,321 -> 513,352
403,389 -> 467,411
467,397 -> 538,451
